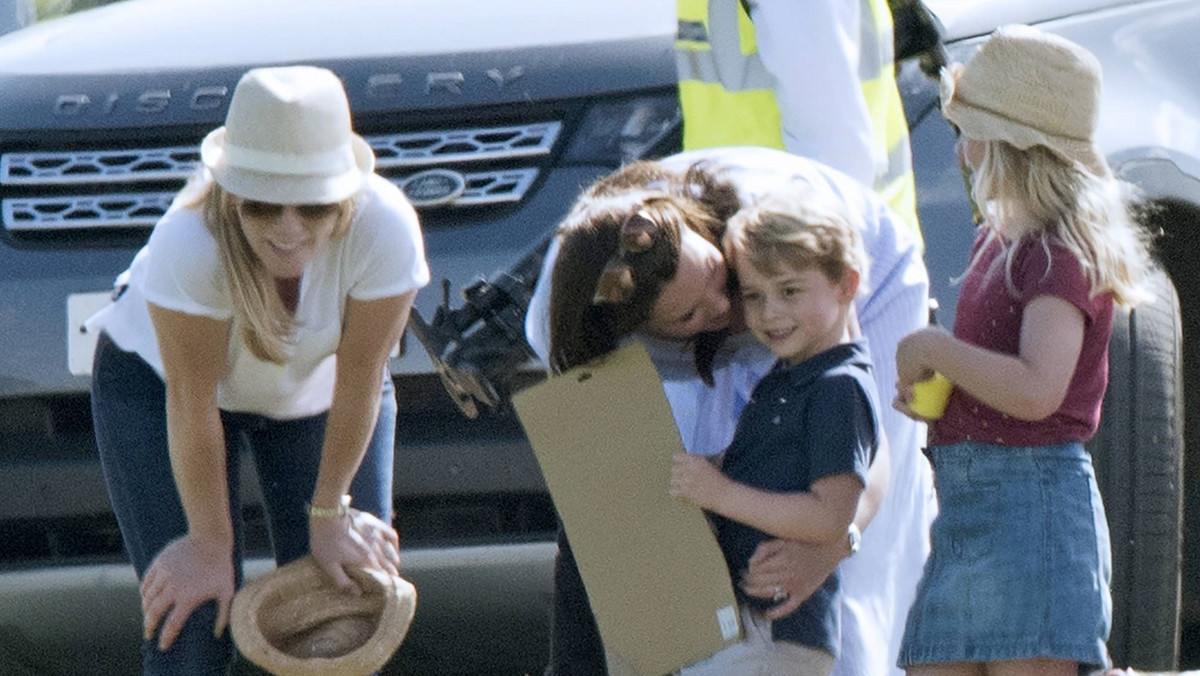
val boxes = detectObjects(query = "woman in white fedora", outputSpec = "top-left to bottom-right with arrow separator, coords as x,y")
87,65 -> 429,674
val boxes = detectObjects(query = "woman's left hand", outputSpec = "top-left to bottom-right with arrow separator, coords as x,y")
741,538 -> 845,619
669,453 -> 725,510
309,508 -> 401,594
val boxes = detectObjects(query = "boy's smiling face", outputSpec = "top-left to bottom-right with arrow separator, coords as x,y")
735,258 -> 857,364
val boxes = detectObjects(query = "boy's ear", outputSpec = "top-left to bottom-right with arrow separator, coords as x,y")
838,269 -> 861,303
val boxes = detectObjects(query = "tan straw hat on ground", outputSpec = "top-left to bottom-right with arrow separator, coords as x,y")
940,24 -> 1111,178
201,65 -> 375,204
230,555 -> 417,676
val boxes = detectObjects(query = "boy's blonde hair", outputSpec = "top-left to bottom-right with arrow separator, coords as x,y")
967,141 -> 1155,307
723,187 -> 869,293
182,173 -> 355,364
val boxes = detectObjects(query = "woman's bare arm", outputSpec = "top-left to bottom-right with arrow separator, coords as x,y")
308,290 -> 416,589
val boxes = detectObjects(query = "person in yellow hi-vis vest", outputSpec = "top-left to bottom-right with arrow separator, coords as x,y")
672,2 -> 935,676
676,0 -> 920,241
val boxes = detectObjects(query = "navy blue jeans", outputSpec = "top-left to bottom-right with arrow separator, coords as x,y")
548,526 -> 607,675
91,332 -> 396,675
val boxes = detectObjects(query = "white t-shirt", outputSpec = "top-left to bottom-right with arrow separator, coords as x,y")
526,147 -> 935,676
88,173 -> 430,419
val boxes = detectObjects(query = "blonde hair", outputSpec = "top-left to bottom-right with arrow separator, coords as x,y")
966,141 -> 1155,307
182,173 -> 354,364
723,188 -> 869,292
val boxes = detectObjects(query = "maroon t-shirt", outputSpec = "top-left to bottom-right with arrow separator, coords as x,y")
931,231 -> 1114,447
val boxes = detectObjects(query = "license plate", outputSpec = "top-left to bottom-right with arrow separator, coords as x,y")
67,291 -> 114,376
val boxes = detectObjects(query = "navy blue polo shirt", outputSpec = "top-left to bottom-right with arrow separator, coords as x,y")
710,339 -> 880,656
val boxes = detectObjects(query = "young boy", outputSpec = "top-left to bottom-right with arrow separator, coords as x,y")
670,186 -> 881,676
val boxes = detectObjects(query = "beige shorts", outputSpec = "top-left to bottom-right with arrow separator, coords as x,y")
676,605 -> 835,676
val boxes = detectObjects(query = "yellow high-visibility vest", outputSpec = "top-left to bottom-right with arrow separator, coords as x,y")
676,0 -> 920,238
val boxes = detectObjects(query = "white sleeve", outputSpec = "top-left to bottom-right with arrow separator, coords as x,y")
850,179 -> 930,459
347,178 -> 431,301
749,0 -> 876,187
524,236 -> 559,365
141,206 -> 232,320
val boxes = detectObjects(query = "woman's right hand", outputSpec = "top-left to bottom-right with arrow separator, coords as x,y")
309,508 -> 401,594
140,535 -> 235,651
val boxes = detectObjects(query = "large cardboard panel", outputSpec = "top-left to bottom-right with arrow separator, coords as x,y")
512,343 -> 741,675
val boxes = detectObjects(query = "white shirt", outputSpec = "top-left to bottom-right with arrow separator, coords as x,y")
88,173 -> 430,419
748,0 -> 880,190
526,147 -> 934,676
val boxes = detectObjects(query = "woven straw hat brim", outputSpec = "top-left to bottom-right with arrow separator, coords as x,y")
231,556 -> 417,676
942,96 -> 1110,178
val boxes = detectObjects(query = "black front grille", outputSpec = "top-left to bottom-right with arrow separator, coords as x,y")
0,120 -> 562,232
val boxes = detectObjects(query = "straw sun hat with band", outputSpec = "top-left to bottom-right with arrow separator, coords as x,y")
200,65 -> 377,205
939,23 -> 1111,179
231,555 -> 417,676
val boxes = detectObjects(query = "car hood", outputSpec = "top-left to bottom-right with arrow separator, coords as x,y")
925,0 -> 1145,41
0,0 -> 676,75
2,0 -> 1152,75
0,0 -> 1168,73
0,0 -> 680,131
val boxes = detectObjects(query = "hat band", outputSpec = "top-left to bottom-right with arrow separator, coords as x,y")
223,141 -> 356,176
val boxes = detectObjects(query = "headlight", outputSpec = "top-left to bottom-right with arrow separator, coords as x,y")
563,89 -> 682,165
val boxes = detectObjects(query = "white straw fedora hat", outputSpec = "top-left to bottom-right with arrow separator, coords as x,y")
940,24 -> 1111,178
201,65 -> 376,204
230,555 -> 417,676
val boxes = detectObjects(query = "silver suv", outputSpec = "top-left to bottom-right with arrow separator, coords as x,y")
0,0 -> 1192,673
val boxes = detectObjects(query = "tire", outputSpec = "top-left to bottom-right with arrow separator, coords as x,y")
1089,265 -> 1185,669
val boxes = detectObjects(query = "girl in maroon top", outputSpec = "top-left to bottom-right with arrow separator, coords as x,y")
890,25 -> 1156,676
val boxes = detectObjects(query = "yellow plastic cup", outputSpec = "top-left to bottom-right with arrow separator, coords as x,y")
909,373 -> 953,420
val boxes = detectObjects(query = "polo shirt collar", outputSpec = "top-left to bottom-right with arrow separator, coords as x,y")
769,339 -> 872,387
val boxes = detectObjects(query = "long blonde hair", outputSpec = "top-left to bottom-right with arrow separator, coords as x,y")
966,141 -> 1155,307
182,174 -> 354,364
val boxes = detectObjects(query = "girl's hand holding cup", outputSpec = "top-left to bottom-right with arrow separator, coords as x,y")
907,372 -> 952,420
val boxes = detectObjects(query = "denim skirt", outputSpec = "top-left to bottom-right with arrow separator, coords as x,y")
897,441 -> 1111,670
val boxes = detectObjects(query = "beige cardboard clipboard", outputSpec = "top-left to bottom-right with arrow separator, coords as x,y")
512,343 -> 741,676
